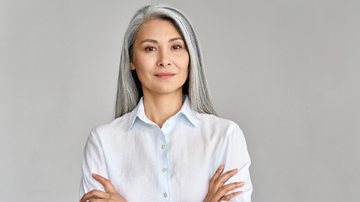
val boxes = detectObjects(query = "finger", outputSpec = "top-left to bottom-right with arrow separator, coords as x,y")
216,181 -> 244,198
208,164 -> 225,191
209,164 -> 224,185
221,191 -> 242,201
79,189 -> 109,202
216,168 -> 239,185
92,173 -> 117,194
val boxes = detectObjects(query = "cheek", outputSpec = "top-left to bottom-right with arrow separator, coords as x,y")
180,53 -> 190,74
133,55 -> 155,75
174,51 -> 189,67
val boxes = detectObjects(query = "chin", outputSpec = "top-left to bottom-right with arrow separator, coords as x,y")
142,81 -> 186,95
151,86 -> 184,95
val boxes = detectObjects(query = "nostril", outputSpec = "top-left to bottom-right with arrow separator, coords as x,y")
159,62 -> 171,67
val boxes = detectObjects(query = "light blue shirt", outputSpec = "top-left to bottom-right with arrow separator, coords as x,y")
80,95 -> 253,201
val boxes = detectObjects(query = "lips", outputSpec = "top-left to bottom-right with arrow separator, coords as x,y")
155,73 -> 175,76
155,73 -> 175,79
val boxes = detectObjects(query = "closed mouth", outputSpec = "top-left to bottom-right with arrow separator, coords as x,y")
155,73 -> 175,79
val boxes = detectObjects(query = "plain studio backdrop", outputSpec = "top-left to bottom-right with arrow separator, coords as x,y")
1,0 -> 359,201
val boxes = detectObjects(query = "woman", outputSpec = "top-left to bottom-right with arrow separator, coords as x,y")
79,4 -> 252,202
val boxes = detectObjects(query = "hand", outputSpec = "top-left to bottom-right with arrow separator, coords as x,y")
203,164 -> 245,202
79,173 -> 127,202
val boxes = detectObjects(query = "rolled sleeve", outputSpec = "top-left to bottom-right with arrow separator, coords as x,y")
79,128 -> 108,199
224,122 -> 253,202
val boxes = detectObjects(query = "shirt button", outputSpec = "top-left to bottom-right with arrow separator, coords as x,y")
161,144 -> 166,150
162,167 -> 167,173
163,192 -> 168,198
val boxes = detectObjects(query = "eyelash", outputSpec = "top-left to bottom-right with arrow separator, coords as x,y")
144,44 -> 183,52
145,47 -> 156,52
172,44 -> 182,49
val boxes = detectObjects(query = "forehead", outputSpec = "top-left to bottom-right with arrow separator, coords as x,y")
135,18 -> 182,41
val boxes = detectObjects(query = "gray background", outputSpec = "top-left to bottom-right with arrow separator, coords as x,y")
1,0 -> 359,201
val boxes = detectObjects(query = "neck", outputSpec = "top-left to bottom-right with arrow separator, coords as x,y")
142,90 -> 184,128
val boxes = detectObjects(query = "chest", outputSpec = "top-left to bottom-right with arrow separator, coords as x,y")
101,129 -> 223,202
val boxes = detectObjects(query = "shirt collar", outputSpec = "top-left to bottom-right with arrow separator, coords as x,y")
128,94 -> 199,130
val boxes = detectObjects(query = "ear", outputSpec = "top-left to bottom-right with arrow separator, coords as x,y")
130,62 -> 136,70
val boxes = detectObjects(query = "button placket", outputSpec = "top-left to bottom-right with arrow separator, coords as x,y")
162,167 -> 167,173
159,128 -> 170,201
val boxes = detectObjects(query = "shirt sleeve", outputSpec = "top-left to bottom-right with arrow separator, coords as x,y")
79,128 -> 108,199
222,122 -> 253,202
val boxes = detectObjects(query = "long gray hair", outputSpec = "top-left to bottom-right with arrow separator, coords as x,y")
115,4 -> 217,118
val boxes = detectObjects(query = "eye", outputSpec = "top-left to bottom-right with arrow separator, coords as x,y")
172,44 -> 182,50
145,46 -> 156,52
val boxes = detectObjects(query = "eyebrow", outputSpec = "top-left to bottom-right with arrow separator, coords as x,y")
139,37 -> 183,44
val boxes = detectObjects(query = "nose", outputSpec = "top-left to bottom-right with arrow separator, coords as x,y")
157,49 -> 171,67
159,62 -> 171,67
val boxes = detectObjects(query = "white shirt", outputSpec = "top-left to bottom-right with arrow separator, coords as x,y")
79,95 -> 253,202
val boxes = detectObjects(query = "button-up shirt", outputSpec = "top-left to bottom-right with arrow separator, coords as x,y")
79,95 -> 253,201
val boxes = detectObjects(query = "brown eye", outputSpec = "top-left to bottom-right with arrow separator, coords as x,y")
172,44 -> 182,50
145,47 -> 156,52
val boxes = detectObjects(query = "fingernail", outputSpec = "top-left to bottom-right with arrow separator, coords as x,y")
92,173 -> 97,178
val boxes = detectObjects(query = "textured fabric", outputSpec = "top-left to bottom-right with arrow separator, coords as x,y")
79,95 -> 253,202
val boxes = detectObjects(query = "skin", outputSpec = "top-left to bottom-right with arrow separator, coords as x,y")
130,18 -> 189,128
79,18 -> 245,202
203,164 -> 245,202
79,174 -> 126,202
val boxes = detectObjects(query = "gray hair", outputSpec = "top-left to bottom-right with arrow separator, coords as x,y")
115,4 -> 217,118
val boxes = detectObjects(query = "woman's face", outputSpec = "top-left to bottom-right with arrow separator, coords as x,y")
130,18 -> 189,97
